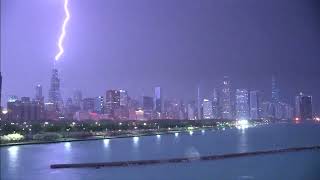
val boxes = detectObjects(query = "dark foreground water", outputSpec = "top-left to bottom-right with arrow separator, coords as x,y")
1,123 -> 320,180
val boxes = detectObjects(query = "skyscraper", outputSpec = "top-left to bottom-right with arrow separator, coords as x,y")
154,87 -> 163,118
220,76 -> 233,119
197,87 -> 201,120
35,84 -> 45,120
187,102 -> 196,120
119,90 -> 129,119
212,88 -> 220,119
203,99 -> 213,119
143,96 -> 153,120
94,96 -> 104,114
295,93 -> 313,120
235,89 -> 249,120
271,75 -> 280,103
35,84 -> 43,101
105,90 -> 120,119
48,69 -> 63,111
83,98 -> 95,112
73,90 -> 83,110
120,90 -> 129,107
249,90 -> 262,120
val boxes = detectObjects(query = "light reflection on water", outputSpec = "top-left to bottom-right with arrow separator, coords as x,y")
103,139 -> 110,149
174,132 -> 179,137
201,129 -> 205,135
238,129 -> 248,152
7,146 -> 19,167
189,131 -> 194,136
64,142 -> 71,152
133,136 -> 139,148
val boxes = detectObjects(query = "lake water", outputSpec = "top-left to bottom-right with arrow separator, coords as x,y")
1,123 -> 320,180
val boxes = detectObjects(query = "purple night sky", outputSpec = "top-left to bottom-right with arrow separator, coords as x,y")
1,0 -> 320,112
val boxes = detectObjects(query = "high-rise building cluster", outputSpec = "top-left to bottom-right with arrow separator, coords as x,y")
1,72 -> 315,122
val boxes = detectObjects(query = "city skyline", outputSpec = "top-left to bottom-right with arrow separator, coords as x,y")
1,0 -> 320,112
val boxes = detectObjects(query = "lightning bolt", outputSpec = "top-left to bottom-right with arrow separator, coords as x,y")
55,0 -> 70,61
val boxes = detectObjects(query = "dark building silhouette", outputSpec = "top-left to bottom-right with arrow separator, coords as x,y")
48,69 -> 63,111
295,93 -> 313,120
7,97 -> 42,122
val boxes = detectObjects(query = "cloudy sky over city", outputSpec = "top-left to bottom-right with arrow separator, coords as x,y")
1,0 -> 320,111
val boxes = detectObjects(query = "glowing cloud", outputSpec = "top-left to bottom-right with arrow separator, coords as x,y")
55,0 -> 70,61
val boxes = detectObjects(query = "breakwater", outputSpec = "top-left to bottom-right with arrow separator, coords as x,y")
50,145 -> 320,169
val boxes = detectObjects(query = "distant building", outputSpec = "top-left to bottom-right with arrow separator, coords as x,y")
135,109 -> 144,121
44,102 -> 59,120
220,76 -> 233,119
118,90 -> 129,119
261,101 -> 274,119
143,96 -> 153,120
154,87 -> 163,119
235,89 -> 249,120
94,96 -> 104,114
120,90 -> 128,107
271,75 -> 280,103
187,102 -> 196,120
83,98 -> 95,112
212,88 -> 220,119
7,99 -> 22,121
105,90 -> 120,119
163,99 -> 180,120
35,84 -> 43,101
202,99 -> 213,119
249,90 -> 262,120
295,93 -> 313,120
197,87 -> 201,120
7,97 -> 42,122
34,84 -> 45,119
73,90 -> 82,110
48,69 -> 63,111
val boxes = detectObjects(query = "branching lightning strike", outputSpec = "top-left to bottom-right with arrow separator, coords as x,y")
55,0 -> 70,61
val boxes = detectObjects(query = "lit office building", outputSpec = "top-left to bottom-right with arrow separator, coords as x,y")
154,87 -> 163,119
220,76 -> 233,119
202,99 -> 213,119
105,90 -> 121,119
94,96 -> 104,114
235,89 -> 249,120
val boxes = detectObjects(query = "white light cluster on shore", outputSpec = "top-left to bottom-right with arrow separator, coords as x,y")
236,120 -> 249,130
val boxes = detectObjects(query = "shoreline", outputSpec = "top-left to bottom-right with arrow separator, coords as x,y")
0,127 -> 217,147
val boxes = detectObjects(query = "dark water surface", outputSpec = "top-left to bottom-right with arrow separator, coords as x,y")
1,123 -> 320,180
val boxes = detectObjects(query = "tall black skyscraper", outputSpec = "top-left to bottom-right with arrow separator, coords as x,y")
48,69 -> 63,111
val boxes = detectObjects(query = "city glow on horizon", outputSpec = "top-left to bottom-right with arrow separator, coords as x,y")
55,0 -> 70,61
